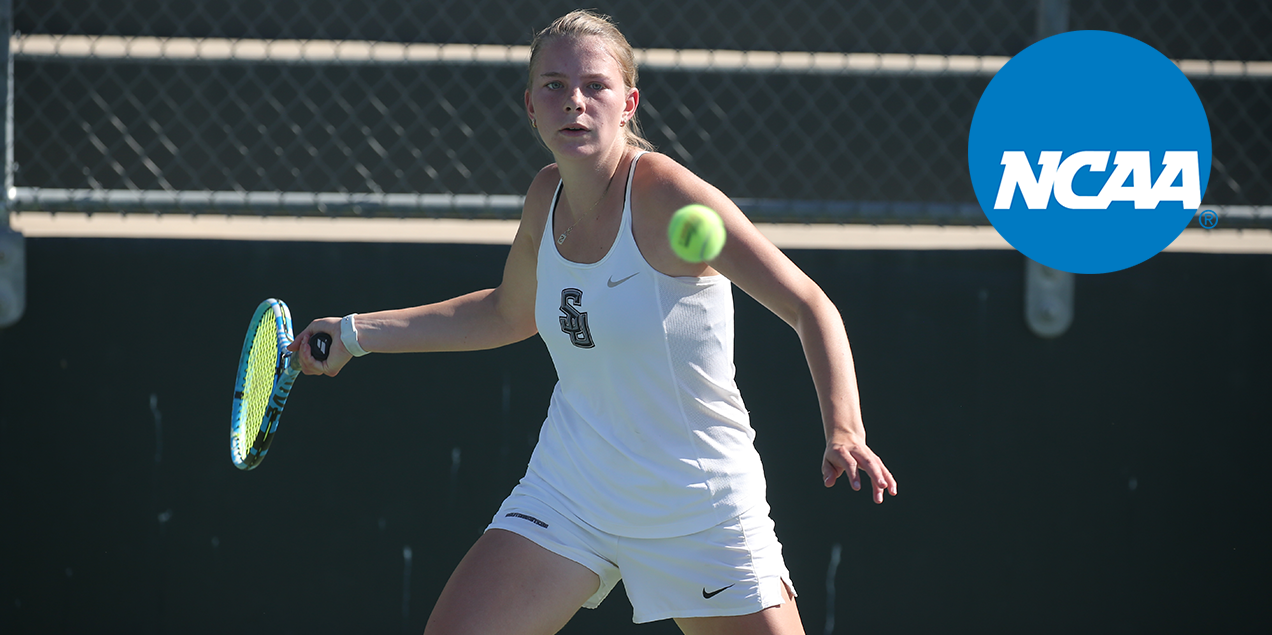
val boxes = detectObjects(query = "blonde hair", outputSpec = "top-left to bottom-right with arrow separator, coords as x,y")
528,10 -> 655,151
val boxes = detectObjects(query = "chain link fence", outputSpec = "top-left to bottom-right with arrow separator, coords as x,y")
9,0 -> 1272,224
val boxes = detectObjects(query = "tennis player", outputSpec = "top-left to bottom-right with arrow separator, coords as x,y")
291,10 -> 896,634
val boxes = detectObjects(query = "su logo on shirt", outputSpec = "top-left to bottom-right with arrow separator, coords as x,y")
559,288 -> 595,349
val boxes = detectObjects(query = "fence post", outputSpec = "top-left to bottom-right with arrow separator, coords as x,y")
0,0 -> 26,329
1024,0 -> 1074,339
1036,0 -> 1070,40
1,0 -> 10,222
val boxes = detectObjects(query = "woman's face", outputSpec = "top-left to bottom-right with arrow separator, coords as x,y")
526,35 -> 638,161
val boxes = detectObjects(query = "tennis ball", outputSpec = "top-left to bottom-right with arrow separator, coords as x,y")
668,204 -> 726,263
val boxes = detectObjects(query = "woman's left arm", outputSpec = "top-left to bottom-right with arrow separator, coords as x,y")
717,213 -> 897,503
637,156 -> 897,503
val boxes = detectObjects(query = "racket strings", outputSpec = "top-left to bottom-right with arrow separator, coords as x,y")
237,312 -> 281,456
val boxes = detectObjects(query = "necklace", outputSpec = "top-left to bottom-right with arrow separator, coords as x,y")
557,164 -> 620,245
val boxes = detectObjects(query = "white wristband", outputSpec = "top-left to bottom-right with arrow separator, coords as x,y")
340,313 -> 369,357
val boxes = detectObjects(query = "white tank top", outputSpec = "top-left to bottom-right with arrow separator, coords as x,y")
522,152 -> 767,538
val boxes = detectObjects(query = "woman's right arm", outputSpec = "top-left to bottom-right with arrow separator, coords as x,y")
290,166 -> 556,376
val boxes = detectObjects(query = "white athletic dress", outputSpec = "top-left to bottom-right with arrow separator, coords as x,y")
517,151 -> 768,539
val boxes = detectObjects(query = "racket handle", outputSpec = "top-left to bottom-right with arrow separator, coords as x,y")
310,332 -> 332,362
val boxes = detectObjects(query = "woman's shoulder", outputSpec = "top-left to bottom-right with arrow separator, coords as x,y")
635,152 -> 700,188
632,151 -> 721,216
527,162 -> 561,201
522,163 -> 561,220
628,151 -> 733,277
511,163 -> 561,253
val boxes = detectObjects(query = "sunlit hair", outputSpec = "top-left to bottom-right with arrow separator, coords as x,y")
528,10 -> 655,151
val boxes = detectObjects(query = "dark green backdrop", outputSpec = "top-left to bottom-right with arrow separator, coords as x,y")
1,238 -> 1268,633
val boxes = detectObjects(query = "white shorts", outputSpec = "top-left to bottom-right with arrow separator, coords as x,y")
485,486 -> 797,624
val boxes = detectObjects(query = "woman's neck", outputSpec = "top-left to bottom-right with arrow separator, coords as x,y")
555,144 -> 631,222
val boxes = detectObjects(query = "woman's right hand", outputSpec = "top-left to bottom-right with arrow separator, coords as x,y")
288,317 -> 354,376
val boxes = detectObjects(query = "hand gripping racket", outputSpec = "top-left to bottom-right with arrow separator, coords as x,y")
230,298 -> 331,470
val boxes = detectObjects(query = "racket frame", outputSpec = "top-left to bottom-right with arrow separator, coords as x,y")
230,298 -> 302,470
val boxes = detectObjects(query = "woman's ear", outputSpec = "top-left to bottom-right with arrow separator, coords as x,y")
625,87 -> 640,120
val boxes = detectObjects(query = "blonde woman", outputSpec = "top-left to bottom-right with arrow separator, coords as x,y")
293,10 -> 896,635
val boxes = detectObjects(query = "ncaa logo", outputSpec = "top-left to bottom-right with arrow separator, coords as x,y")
968,31 -> 1212,274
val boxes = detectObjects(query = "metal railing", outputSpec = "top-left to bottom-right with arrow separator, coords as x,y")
8,0 -> 1268,226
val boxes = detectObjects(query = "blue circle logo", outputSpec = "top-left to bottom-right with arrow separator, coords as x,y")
968,31 -> 1211,274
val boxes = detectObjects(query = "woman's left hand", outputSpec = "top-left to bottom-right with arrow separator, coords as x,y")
822,436 -> 898,503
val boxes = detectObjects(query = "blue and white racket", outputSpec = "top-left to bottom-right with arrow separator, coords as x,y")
230,298 -> 330,470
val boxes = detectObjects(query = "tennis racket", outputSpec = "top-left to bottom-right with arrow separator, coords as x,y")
230,298 -> 331,470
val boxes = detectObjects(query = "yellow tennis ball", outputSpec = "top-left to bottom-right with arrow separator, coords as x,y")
668,204 -> 726,263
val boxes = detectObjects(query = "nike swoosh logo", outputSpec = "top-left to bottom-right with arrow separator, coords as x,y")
607,272 -> 640,288
702,585 -> 734,599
